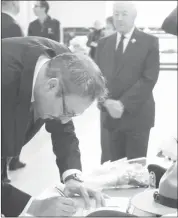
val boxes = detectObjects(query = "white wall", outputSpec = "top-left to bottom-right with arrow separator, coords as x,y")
49,1 -> 106,27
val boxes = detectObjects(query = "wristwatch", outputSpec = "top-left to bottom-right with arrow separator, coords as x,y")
64,173 -> 83,183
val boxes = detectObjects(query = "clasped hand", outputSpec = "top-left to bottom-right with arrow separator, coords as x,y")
104,99 -> 124,119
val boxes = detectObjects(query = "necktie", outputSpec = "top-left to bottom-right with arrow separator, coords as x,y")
114,34 -> 125,74
116,34 -> 125,53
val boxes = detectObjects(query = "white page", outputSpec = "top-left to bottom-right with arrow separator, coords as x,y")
73,197 -> 129,216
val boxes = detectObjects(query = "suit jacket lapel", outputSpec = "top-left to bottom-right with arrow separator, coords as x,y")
115,28 -> 140,76
15,45 -> 56,151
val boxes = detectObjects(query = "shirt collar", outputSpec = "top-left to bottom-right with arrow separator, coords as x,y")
117,26 -> 135,40
31,56 -> 50,102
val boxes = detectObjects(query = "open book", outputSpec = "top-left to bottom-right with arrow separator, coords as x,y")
73,195 -> 130,216
50,184 -> 129,216
25,183 -> 130,216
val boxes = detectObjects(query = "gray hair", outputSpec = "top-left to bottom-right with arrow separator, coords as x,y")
46,52 -> 108,102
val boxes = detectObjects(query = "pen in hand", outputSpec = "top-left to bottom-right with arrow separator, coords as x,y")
55,186 -> 66,197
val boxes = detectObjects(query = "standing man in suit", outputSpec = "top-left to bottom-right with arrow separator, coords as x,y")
1,0 -> 26,182
28,0 -> 60,42
2,36 -> 107,217
96,2 -> 160,163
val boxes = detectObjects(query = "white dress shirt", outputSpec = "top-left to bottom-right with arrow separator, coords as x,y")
115,26 -> 135,52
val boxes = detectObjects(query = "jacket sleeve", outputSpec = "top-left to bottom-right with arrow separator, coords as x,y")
161,7 -> 177,36
45,120 -> 82,181
119,37 -> 160,114
95,39 -> 108,112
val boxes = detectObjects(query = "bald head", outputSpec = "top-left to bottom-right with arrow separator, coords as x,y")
113,1 -> 137,34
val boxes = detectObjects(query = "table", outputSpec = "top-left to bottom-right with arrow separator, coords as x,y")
103,187 -> 146,198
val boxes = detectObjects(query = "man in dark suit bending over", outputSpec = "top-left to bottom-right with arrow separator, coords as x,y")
1,36 -> 107,217
95,1 -> 160,163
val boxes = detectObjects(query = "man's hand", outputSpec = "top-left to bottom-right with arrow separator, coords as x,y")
64,180 -> 107,209
90,42 -> 98,47
27,196 -> 76,217
104,99 -> 124,119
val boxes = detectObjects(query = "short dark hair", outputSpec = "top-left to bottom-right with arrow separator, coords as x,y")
46,53 -> 108,102
39,0 -> 49,13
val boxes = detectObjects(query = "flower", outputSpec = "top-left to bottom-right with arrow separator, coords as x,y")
131,38 -> 136,43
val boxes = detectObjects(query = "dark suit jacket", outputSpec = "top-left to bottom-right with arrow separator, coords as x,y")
161,7 -> 177,36
95,28 -> 160,131
1,12 -> 23,39
28,16 -> 60,42
2,36 -> 81,216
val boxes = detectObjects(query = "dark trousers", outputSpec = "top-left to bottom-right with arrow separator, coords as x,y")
100,118 -> 151,163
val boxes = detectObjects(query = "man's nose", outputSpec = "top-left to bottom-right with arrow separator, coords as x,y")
118,14 -> 123,21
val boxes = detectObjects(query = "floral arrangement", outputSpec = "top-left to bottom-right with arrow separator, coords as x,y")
69,36 -> 90,55
83,158 -> 150,190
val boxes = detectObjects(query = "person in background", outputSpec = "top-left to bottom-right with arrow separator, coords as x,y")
161,6 -> 177,36
86,20 -> 104,60
104,16 -> 116,36
2,36 -> 107,217
65,31 -> 76,47
28,0 -> 60,42
1,0 -> 26,183
95,1 -> 160,163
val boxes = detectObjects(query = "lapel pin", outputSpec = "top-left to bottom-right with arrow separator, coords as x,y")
131,38 -> 136,43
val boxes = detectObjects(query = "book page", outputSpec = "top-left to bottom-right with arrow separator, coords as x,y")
73,196 -> 129,216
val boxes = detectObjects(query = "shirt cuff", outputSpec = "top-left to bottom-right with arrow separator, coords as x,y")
19,197 -> 34,216
62,169 -> 82,183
